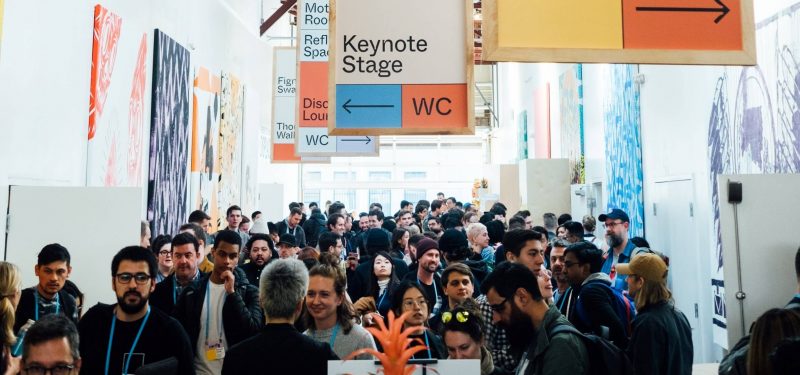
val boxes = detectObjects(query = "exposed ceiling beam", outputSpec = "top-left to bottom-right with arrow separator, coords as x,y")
260,0 -> 297,36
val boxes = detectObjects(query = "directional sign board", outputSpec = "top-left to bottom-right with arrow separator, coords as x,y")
271,47 -> 330,164
482,0 -> 756,65
328,0 -> 474,135
296,0 -> 380,156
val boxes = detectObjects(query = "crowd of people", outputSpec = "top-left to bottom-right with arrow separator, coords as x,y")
1,195 -> 799,374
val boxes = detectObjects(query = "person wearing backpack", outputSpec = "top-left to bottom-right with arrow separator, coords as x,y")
616,252 -> 693,375
563,242 -> 632,349
482,262 -> 589,375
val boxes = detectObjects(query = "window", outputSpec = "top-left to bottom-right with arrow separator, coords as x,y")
333,189 -> 356,211
303,189 -> 320,205
404,189 -> 427,204
369,171 -> 391,181
333,171 -> 353,181
368,189 -> 392,211
404,171 -> 427,181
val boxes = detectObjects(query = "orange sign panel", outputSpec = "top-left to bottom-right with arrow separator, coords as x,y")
482,0 -> 756,65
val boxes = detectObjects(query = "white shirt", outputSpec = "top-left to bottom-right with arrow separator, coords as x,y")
194,281 -> 228,375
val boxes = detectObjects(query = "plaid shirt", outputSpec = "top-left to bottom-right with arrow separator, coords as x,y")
477,294 -> 519,372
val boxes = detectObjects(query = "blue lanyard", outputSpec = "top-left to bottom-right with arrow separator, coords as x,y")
558,287 -> 572,310
105,306 -> 151,375
34,291 -> 60,320
205,280 -> 224,345
377,289 -> 389,311
172,277 -> 177,305
421,331 -> 432,359
329,324 -> 339,348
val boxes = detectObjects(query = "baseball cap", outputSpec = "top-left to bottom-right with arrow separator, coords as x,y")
615,253 -> 667,281
276,233 -> 297,247
598,208 -> 629,223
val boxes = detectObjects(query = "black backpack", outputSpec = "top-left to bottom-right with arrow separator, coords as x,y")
549,323 -> 634,375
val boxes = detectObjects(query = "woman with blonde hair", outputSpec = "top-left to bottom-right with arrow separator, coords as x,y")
1,261 -> 22,375
466,223 -> 495,271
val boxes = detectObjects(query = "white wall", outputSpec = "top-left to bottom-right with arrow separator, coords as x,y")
0,0 -> 275,254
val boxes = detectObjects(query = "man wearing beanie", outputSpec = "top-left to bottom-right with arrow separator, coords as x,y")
346,228 -> 410,301
403,238 -> 444,316
438,229 -> 488,295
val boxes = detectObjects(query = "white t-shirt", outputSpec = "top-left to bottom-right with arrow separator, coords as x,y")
194,281 -> 228,375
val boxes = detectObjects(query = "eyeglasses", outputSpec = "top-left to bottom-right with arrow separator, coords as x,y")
563,261 -> 580,268
442,311 -> 470,324
402,298 -> 428,309
603,221 -> 625,229
23,364 -> 76,375
158,250 -> 171,256
115,272 -> 151,285
489,298 -> 507,312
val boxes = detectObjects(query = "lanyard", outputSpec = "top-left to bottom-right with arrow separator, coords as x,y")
172,277 -> 177,305
329,324 -> 339,348
420,331 -> 432,359
377,289 -> 389,311
205,280 -> 224,345
105,306 -> 151,375
34,291 -> 60,320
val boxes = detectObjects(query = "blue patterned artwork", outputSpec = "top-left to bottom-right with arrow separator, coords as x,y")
707,2 -> 800,347
147,30 -> 191,237
559,64 -> 585,184
604,64 -> 644,238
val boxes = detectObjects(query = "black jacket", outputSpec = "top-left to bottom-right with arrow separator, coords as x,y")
302,212 -> 327,247
276,219 -> 307,248
240,261 -> 270,287
151,273 -> 206,315
570,275 -> 629,349
627,301 -> 693,375
14,287 -> 78,333
174,273 -> 263,353
347,255 -> 410,301
221,324 -> 338,374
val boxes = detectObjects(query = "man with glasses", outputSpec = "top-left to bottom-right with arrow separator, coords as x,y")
21,315 -> 81,375
78,246 -> 194,374
476,229 -> 546,373
482,262 -> 588,375
174,230 -> 263,374
151,233 -> 206,314
15,244 -> 79,335
598,208 -> 636,291
562,241 -> 630,349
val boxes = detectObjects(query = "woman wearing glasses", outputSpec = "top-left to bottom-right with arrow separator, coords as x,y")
388,281 -> 446,359
150,235 -> 173,284
441,304 -> 508,375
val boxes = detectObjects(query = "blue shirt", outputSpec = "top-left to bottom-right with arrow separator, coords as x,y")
602,240 -> 636,291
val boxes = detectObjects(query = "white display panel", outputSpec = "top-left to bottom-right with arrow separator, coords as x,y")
328,359 -> 479,375
718,174 -> 800,348
4,186 -> 142,310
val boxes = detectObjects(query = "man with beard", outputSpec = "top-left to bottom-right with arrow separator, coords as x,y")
240,233 -> 275,285
598,208 -> 636,291
402,238 -> 444,316
482,262 -> 588,375
427,217 -> 443,237
549,239 -> 571,304
476,229 -> 546,373
15,244 -> 79,334
78,246 -> 195,375
174,230 -> 263,374
151,233 -> 206,314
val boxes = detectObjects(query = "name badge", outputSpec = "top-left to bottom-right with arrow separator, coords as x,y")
205,343 -> 225,361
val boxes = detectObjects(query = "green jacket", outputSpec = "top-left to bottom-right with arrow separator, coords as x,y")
516,305 -> 588,375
